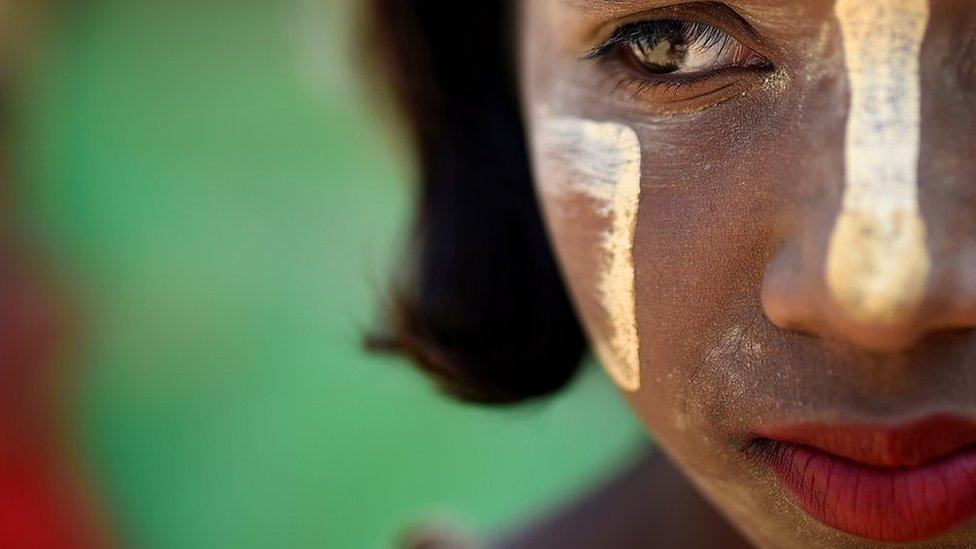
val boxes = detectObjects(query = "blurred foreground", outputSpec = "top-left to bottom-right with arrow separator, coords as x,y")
5,2 -> 641,547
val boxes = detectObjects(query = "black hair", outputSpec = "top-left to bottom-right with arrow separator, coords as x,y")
363,0 -> 587,404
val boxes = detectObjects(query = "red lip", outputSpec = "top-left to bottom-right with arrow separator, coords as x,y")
750,416 -> 976,542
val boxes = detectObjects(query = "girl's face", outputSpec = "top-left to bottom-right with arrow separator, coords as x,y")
520,0 -> 976,546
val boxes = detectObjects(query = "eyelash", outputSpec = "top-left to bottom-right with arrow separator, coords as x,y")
586,19 -> 770,97
587,20 -> 733,60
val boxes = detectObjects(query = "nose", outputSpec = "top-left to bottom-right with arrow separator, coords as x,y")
761,1 -> 976,353
761,151 -> 976,355
761,226 -> 976,353
760,102 -> 976,351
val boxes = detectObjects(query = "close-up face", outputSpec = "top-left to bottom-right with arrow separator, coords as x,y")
521,0 -> 976,546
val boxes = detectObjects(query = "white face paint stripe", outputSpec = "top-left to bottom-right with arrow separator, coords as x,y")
827,0 -> 931,325
537,118 -> 642,391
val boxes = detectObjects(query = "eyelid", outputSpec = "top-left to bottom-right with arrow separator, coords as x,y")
596,63 -> 768,114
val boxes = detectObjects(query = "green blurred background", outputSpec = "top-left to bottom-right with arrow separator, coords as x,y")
17,2 -> 642,547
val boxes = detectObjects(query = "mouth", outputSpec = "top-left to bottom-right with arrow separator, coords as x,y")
748,415 -> 976,542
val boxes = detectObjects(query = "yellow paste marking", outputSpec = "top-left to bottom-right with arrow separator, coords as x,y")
827,0 -> 931,325
537,118 -> 642,391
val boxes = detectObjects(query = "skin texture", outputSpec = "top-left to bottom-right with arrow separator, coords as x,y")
533,117 -> 642,390
521,0 -> 976,547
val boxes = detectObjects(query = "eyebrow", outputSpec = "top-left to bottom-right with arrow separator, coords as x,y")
561,0 -> 808,27
563,0 -> 793,10
564,0 -> 646,8
560,0 -> 708,17
563,0 -> 677,8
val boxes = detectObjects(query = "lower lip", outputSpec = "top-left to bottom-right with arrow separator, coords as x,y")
755,441 -> 976,542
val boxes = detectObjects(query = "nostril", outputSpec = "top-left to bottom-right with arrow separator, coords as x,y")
760,237 -> 816,332
760,235 -> 933,353
828,324 -> 925,355
760,279 -> 805,333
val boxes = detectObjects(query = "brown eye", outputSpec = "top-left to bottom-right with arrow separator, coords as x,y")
612,20 -> 766,76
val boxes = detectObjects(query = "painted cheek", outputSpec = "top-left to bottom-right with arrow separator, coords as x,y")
826,0 -> 931,325
531,117 -> 643,391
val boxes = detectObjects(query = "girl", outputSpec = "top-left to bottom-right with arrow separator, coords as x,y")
368,0 -> 976,547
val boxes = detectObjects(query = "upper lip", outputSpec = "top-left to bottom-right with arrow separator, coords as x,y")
753,414 -> 976,468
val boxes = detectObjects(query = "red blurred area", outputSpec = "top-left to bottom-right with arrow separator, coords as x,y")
0,237 -> 110,548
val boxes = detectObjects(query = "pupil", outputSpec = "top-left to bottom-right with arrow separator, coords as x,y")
633,30 -> 688,74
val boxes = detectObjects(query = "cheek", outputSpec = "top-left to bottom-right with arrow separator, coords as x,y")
530,117 -> 643,392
